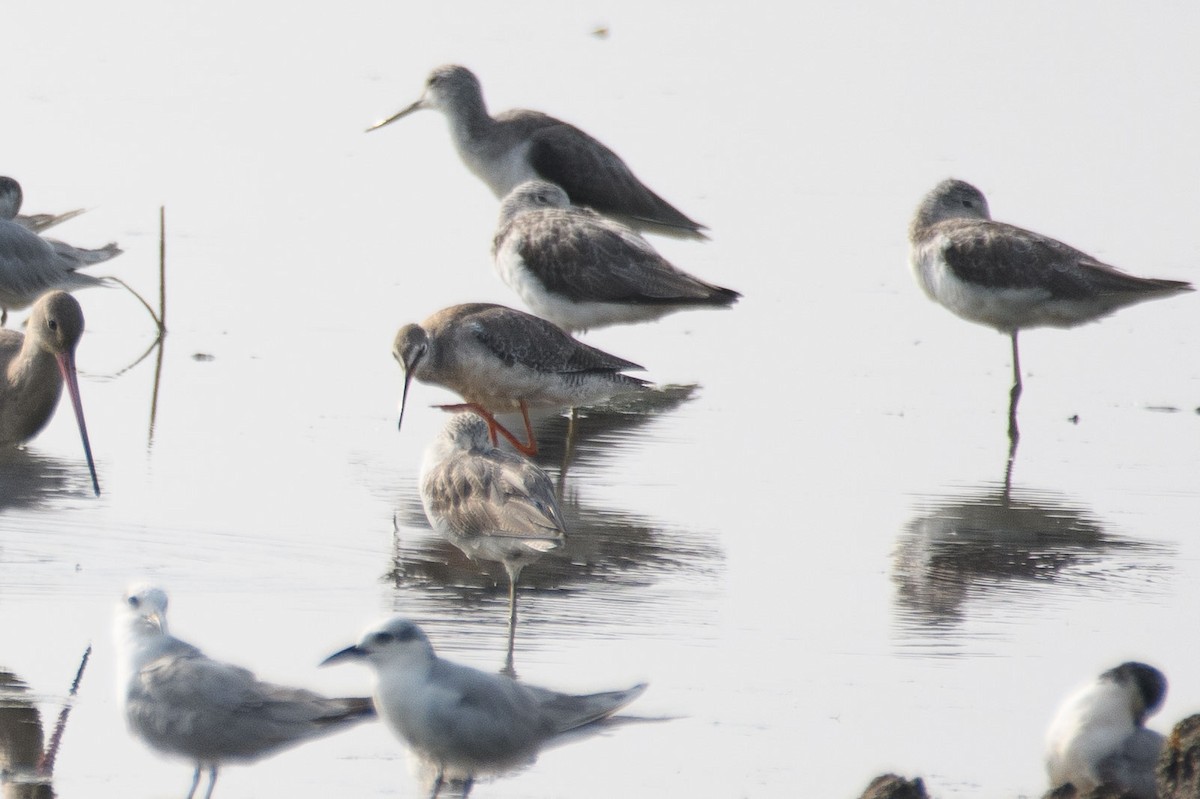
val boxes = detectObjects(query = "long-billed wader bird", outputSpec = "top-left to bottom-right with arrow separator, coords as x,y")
0,291 -> 99,494
908,178 -> 1192,445
368,64 -> 707,239
393,303 -> 647,456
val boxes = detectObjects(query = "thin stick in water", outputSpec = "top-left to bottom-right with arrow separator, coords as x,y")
158,205 -> 167,332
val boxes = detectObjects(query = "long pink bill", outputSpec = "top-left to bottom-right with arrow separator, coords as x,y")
54,351 -> 100,496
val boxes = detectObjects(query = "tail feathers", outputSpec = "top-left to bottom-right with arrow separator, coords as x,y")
49,240 -> 122,266
533,682 -> 648,734
17,208 -> 88,234
1081,260 -> 1193,299
315,696 -> 375,727
625,214 -> 710,241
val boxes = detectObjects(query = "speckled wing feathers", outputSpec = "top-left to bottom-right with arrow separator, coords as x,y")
424,449 -> 564,540
504,210 -> 728,304
465,307 -> 644,375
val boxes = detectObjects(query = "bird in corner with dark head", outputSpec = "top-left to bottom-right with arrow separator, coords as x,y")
1044,661 -> 1167,799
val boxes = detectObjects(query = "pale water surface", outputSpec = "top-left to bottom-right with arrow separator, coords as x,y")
2,2 -> 1200,798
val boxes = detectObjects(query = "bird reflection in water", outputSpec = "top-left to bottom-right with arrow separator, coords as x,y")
529,383 -> 698,490
391,492 -> 716,676
388,386 -> 715,671
892,484 -> 1172,641
0,449 -> 86,512
387,383 -> 710,675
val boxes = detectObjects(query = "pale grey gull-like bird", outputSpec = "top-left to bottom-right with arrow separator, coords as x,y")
322,617 -> 646,798
1045,661 -> 1166,799
393,303 -> 647,456
367,64 -> 707,239
0,177 -> 120,326
0,291 -> 99,494
0,176 -> 87,234
493,180 -> 738,331
115,584 -> 375,799
908,178 -> 1192,439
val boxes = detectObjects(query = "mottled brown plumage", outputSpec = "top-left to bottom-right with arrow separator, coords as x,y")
393,303 -> 647,455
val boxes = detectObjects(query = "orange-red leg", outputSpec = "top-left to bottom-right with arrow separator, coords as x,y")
436,402 -> 539,456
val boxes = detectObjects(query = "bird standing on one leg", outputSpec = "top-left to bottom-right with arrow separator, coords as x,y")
908,178 -> 1192,442
420,412 -> 566,674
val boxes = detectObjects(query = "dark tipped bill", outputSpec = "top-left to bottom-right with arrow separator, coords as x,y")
365,100 -> 423,133
54,351 -> 99,496
320,645 -> 365,667
397,369 -> 415,433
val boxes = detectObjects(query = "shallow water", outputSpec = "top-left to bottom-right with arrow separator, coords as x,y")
2,2 -> 1200,797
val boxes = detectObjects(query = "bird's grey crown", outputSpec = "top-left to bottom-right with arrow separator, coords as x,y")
498,180 -> 572,225
441,412 -> 493,450
423,65 -> 486,114
364,617 -> 431,650
910,178 -> 992,238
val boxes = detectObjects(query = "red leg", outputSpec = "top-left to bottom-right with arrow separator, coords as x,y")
435,403 -> 538,456
515,401 -> 537,456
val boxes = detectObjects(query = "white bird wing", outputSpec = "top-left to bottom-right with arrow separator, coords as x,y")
410,658 -> 548,764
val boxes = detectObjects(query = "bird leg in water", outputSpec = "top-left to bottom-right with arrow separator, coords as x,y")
1008,331 -> 1022,446
503,573 -> 519,678
435,402 -> 538,456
